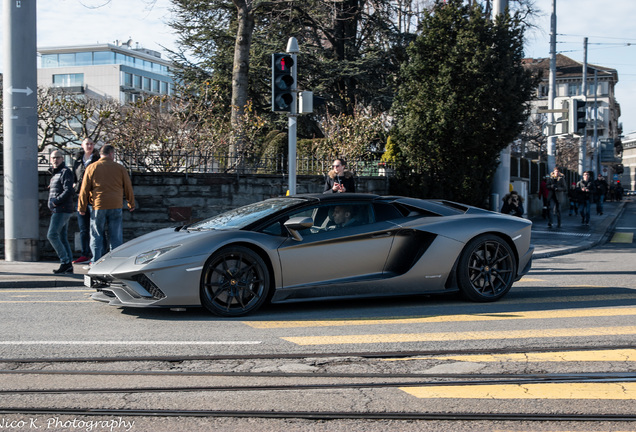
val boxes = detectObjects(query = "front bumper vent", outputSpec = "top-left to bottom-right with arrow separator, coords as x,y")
132,274 -> 166,299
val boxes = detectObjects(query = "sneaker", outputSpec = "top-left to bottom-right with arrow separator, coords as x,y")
53,262 -> 74,274
72,256 -> 91,264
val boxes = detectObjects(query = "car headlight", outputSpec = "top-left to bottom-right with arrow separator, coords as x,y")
135,245 -> 180,265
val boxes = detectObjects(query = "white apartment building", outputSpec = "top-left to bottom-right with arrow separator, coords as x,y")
37,39 -> 174,103
621,132 -> 635,191
523,54 -> 622,179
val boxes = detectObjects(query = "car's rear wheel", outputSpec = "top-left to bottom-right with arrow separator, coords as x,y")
200,246 -> 270,316
457,234 -> 516,302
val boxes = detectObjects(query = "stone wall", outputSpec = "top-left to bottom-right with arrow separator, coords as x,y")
2,172 -> 390,260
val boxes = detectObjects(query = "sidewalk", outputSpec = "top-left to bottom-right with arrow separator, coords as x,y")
529,199 -> 627,259
0,200 -> 629,289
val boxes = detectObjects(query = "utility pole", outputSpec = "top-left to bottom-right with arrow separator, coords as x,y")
579,37 -> 588,176
490,0 -> 510,211
592,69 -> 599,176
546,0 -> 557,171
2,0 -> 39,261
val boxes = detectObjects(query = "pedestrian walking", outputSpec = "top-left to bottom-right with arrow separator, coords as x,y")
576,171 -> 595,226
78,145 -> 135,264
546,166 -> 566,228
47,151 -> 75,274
72,137 -> 100,264
593,174 -> 608,215
540,176 -> 549,219
568,182 -> 578,216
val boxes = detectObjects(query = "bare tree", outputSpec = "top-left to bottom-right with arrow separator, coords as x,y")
37,87 -> 119,152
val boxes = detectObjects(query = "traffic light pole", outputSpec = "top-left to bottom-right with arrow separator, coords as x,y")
286,38 -> 299,195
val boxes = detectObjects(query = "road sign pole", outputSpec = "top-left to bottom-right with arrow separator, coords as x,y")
3,0 -> 39,261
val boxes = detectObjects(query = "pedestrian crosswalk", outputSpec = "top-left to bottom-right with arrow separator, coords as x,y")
244,305 -> 636,401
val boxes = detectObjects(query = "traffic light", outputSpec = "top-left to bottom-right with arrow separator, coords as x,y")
271,53 -> 295,112
568,98 -> 587,136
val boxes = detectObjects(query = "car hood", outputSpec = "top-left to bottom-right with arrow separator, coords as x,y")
107,227 -> 215,258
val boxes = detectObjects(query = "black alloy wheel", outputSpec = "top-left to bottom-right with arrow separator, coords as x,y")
200,246 -> 270,317
457,234 -> 516,302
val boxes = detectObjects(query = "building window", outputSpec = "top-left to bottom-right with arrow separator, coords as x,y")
556,83 -> 568,97
41,54 -> 58,68
52,73 -> 84,87
160,81 -> 168,94
133,75 -> 142,88
76,52 -> 92,66
93,51 -> 114,65
58,53 -> 75,67
123,72 -> 133,87
568,83 -> 581,97
152,79 -> 160,93
143,77 -> 151,91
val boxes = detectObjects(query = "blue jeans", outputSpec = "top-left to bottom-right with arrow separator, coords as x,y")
579,200 -> 591,224
77,209 -> 92,257
47,212 -> 73,264
90,208 -> 123,262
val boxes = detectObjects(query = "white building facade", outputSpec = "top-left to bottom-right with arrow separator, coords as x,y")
37,39 -> 174,104
523,54 -> 622,180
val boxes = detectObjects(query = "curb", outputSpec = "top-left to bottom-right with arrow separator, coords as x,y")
532,201 -> 627,259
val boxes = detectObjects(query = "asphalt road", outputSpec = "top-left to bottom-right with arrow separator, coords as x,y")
0,202 -> 635,431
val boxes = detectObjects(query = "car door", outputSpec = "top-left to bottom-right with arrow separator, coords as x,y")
275,202 -> 398,293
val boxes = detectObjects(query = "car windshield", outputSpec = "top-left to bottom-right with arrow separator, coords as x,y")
188,198 -> 305,231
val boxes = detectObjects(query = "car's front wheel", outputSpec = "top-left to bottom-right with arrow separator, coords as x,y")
457,234 -> 516,302
200,246 -> 270,316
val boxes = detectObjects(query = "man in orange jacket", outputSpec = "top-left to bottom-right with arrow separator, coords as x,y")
78,144 -> 135,264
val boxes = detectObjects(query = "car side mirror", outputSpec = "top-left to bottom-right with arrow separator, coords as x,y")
284,217 -> 314,241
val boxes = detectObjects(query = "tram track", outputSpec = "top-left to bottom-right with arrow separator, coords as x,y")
1,407 -> 636,422
2,343 -> 634,363
1,345 -> 636,424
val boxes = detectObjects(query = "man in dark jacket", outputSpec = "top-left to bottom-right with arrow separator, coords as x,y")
546,166 -> 567,228
72,137 -> 100,264
593,174 -> 608,215
576,171 -> 596,226
47,151 -> 75,274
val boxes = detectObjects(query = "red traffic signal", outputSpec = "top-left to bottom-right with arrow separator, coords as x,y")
272,53 -> 295,112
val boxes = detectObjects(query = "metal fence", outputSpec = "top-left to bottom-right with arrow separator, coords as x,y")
38,149 -> 393,177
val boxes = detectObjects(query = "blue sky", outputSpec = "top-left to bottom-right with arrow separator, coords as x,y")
524,0 -> 636,134
2,0 -> 635,133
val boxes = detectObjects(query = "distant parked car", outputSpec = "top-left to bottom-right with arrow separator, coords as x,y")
86,193 -> 534,316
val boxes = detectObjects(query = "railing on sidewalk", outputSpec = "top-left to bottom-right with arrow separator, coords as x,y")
38,149 -> 395,177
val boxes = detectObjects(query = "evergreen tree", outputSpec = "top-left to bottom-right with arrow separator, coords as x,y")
390,0 -> 537,206
168,0 -> 422,122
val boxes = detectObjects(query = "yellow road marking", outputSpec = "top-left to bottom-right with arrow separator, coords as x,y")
282,326 -> 636,345
245,306 -> 636,329
611,232 -> 634,243
385,349 -> 636,362
400,382 -> 636,399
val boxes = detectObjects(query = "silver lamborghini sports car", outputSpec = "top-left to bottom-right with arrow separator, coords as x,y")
86,193 -> 533,316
